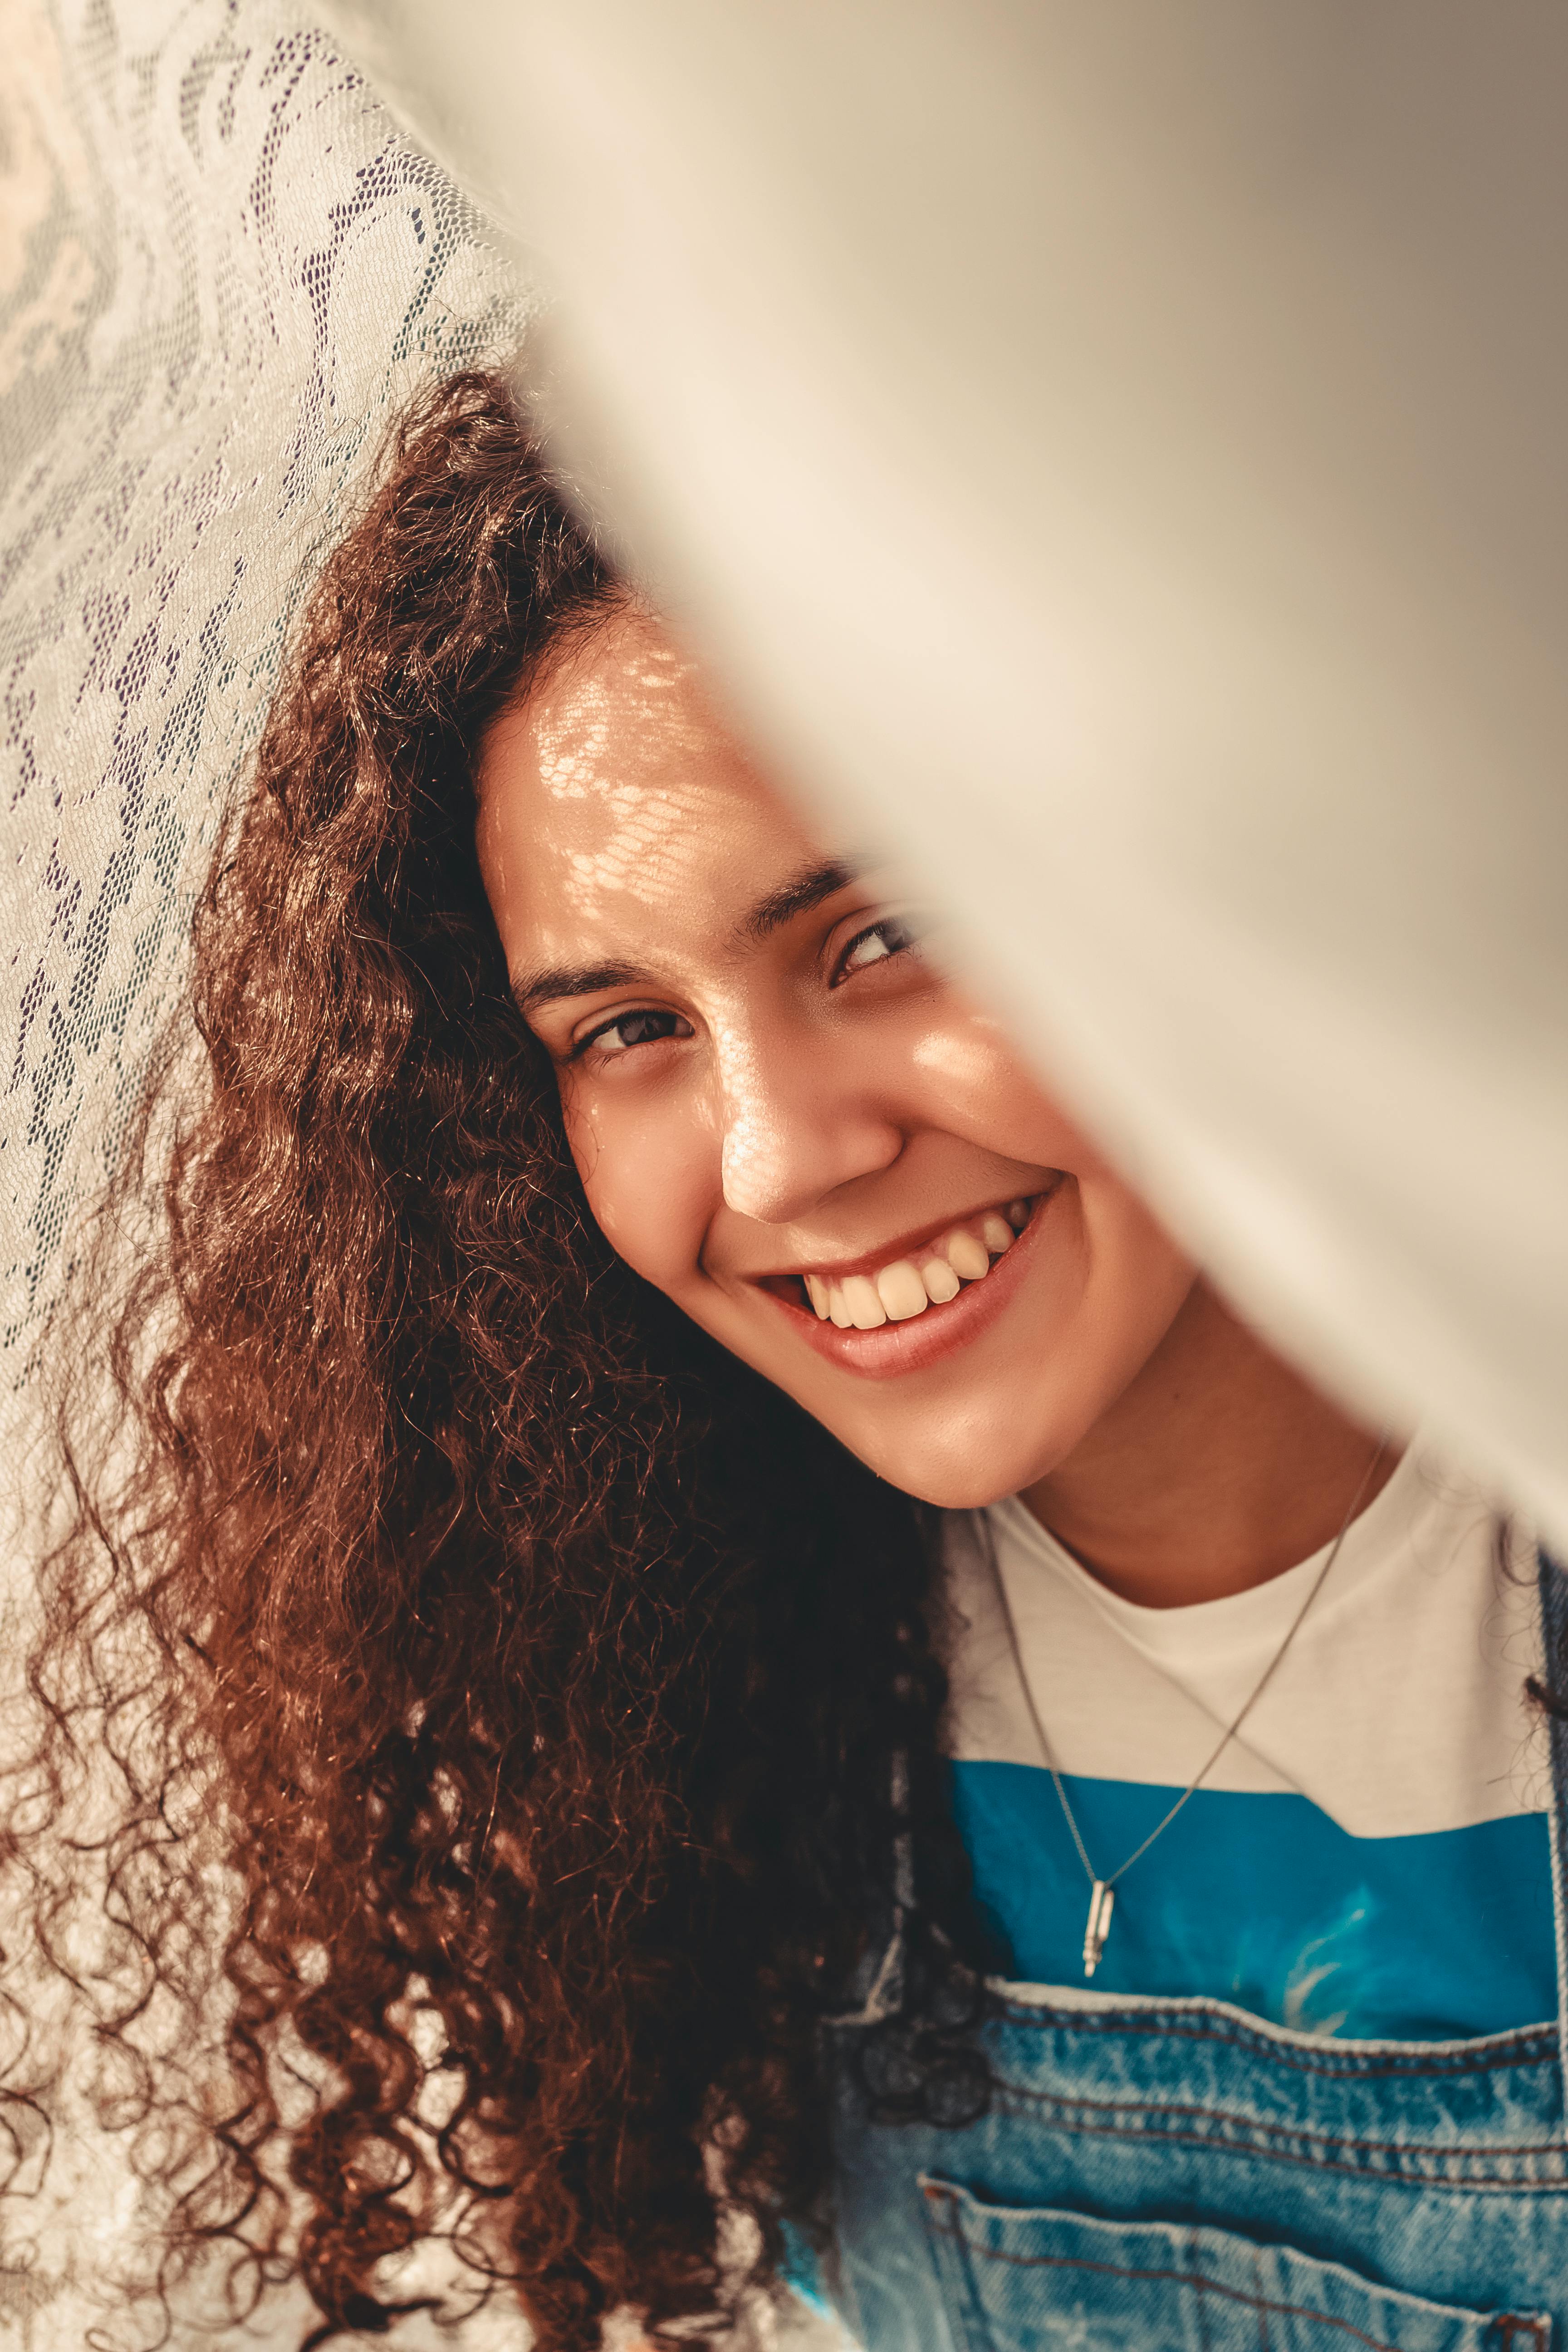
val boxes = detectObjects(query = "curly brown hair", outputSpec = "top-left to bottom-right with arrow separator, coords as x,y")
15,369 -> 990,2348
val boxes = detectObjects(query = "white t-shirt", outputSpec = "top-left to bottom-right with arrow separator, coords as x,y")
940,1443 -> 1556,2039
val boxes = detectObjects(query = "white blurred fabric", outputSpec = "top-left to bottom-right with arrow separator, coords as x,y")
324,0 -> 1568,1552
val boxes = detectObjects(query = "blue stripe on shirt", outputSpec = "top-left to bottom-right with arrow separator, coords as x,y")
949,1759 -> 1557,2042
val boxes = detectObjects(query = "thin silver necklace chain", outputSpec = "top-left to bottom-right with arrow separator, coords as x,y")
989,1436 -> 1392,1979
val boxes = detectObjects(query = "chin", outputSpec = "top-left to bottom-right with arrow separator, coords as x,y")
819,1367 -> 1108,1509
845,1421 -> 1058,1514
893,1466 -> 1016,1511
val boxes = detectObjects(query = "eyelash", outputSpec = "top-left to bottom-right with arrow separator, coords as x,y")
569,912 -> 921,1059
830,913 -> 920,985
572,1008 -> 691,1060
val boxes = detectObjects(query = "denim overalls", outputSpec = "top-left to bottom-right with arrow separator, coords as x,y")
824,1554 -> 1568,2350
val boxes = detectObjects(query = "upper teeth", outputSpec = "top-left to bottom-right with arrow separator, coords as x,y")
804,1198 -> 1033,1329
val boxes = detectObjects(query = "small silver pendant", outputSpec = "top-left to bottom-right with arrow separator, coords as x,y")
1083,1880 -> 1115,1977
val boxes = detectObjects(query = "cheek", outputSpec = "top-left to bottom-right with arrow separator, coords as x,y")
915,1019 -> 1196,1372
1084,1191 -> 1197,1349
561,1080 -> 717,1297
910,1018 -> 1101,1172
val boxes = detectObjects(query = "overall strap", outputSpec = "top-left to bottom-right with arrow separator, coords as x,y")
1537,1548 -> 1568,2074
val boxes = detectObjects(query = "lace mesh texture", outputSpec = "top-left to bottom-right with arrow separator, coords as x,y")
0,5 -> 531,2340
0,0 -> 524,1382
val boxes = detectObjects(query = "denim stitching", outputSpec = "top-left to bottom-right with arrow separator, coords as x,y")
991,2081 -> 1568,2171
1193,2224 -> 1215,2352
994,2007 -> 1559,2081
1494,2322 -> 1551,2352
1250,2239 -> 1272,2352
921,2195 -> 1543,2352
989,2086 -> 1568,2189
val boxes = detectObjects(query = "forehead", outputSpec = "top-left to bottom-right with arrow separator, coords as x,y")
475,610 -> 816,965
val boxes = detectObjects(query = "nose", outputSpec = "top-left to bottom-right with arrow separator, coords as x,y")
715,1020 -> 905,1223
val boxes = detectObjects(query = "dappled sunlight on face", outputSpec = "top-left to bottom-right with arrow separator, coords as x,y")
476,608 -> 1196,1509
490,623 -> 762,941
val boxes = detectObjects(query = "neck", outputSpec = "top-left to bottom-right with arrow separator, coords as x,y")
1019,1279 -> 1399,1608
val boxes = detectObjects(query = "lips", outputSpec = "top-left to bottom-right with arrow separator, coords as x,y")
753,1182 -> 1060,1381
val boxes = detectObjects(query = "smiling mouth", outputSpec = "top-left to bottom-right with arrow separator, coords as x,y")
779,1192 -> 1047,1331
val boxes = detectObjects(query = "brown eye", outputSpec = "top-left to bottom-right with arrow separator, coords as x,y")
834,916 -> 920,985
578,1009 -> 691,1057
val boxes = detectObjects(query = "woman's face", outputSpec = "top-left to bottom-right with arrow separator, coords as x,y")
477,611 -> 1196,1509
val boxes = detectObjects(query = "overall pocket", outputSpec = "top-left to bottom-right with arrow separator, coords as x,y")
918,2176 -> 1551,2352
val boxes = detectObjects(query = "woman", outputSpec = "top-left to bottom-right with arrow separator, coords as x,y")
26,369 -> 1567,2350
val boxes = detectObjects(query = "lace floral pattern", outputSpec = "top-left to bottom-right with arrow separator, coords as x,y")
0,5 -> 530,2340
0,0 -> 523,1387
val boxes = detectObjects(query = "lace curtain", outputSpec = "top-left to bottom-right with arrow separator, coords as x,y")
0,4 -> 524,2339
0,0 -> 523,1406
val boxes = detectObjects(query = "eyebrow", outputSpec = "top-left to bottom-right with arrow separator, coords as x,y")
734,857 -> 859,945
512,858 -> 862,1012
512,958 -> 647,1012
